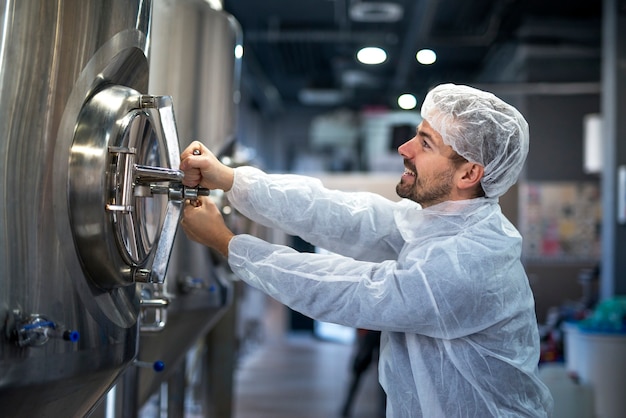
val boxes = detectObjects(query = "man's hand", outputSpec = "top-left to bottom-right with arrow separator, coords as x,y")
179,141 -> 235,191
181,196 -> 235,257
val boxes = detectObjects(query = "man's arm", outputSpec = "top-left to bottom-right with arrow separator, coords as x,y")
228,234 -> 527,337
227,166 -> 406,261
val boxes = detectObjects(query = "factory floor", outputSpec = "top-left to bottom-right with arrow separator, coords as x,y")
233,331 -> 384,418
232,297 -> 384,418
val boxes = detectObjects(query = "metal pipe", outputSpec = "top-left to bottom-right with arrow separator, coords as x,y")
134,165 -> 184,183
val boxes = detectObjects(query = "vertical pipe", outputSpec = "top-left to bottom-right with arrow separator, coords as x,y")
600,0 -> 626,298
167,360 -> 187,418
121,367 -> 140,418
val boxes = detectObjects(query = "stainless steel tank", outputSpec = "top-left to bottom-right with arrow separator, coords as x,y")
0,1 -> 204,416
128,0 -> 241,408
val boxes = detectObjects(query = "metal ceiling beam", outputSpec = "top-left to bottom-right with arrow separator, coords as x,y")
245,29 -> 398,44
471,81 -> 601,95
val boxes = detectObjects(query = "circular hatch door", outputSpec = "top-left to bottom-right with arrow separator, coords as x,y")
69,85 -> 183,290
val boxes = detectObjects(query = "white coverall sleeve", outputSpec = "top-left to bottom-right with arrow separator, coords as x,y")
225,166 -> 407,262
228,233 -> 521,338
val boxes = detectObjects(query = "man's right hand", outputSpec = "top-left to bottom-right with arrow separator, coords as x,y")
179,141 -> 235,191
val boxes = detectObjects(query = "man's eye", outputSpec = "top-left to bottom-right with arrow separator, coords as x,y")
422,140 -> 430,148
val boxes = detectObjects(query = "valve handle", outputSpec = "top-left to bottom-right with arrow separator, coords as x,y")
8,311 -> 80,347
134,359 -> 165,372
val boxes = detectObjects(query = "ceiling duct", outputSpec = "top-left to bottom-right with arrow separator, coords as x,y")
298,88 -> 346,106
349,1 -> 404,23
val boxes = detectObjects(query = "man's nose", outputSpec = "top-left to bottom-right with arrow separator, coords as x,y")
398,137 -> 415,157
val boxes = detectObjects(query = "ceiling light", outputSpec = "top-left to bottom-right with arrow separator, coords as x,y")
397,94 -> 417,110
350,2 -> 404,23
416,49 -> 436,65
357,47 -> 387,65
234,44 -> 244,59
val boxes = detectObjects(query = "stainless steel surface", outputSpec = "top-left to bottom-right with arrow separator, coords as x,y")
70,84 -> 212,290
134,165 -> 184,183
0,1 -> 151,416
139,284 -> 170,332
1,0 -> 241,415
69,85 -> 179,289
127,0 -> 242,408
149,0 -> 242,155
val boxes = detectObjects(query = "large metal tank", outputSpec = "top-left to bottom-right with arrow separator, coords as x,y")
0,1 -> 207,416
128,0 -> 241,408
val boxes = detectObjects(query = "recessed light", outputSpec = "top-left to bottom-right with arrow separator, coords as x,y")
357,47 -> 387,65
416,49 -> 436,65
397,94 -> 417,110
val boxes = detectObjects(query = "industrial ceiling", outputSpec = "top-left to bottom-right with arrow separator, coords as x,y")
223,0 -> 602,114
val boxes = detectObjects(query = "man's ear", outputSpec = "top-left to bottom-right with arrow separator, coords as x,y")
456,162 -> 484,190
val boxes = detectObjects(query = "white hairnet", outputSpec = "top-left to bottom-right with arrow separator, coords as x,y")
421,83 -> 529,198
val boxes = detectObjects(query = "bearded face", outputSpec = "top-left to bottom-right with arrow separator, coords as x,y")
395,120 -> 462,208
396,158 -> 456,207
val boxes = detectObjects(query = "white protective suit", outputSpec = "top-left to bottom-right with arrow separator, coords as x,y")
225,166 -> 553,417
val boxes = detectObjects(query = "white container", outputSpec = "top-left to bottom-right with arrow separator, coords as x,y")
562,321 -> 582,377
576,330 -> 626,418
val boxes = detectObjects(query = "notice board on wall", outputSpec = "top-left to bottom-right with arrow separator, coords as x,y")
519,182 -> 601,262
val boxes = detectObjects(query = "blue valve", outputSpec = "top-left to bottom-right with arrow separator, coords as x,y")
153,360 -> 165,372
14,315 -> 80,347
63,330 -> 80,342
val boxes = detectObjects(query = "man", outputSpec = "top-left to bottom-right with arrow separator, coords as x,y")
180,84 -> 554,417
